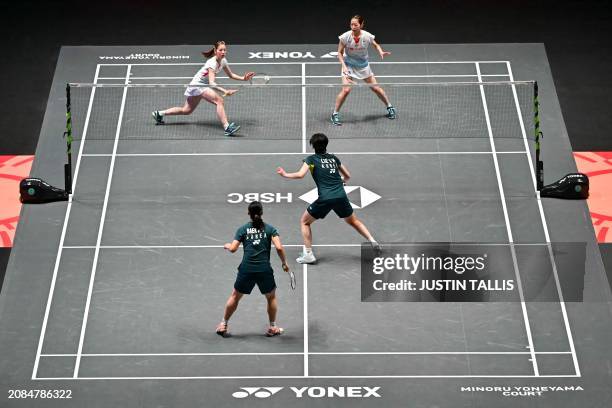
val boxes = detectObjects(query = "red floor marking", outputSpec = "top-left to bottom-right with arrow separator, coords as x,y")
573,152 -> 612,243
0,155 -> 34,247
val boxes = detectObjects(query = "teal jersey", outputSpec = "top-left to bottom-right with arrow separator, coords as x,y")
304,153 -> 346,200
234,222 -> 279,273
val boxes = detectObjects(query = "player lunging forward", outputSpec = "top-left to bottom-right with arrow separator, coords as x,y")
332,15 -> 396,126
152,41 -> 254,136
277,133 -> 379,264
217,201 -> 289,337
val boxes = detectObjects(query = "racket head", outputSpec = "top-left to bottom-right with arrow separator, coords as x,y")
289,270 -> 296,290
249,73 -> 270,85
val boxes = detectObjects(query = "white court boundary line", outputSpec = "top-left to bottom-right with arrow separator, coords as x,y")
506,61 -> 581,377
33,374 -> 580,380
80,151 -> 527,157
31,65 -> 101,380
476,62 -> 539,376
32,60 -> 580,380
72,65 -> 132,378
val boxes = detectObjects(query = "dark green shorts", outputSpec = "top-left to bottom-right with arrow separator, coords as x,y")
307,196 -> 354,219
234,266 -> 276,295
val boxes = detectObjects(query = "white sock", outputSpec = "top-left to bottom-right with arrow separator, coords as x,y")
305,247 -> 313,255
387,103 -> 392,108
333,110 -> 338,114
159,110 -> 165,116
270,321 -> 276,327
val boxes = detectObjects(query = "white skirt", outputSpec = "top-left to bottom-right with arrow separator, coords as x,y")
344,63 -> 374,80
184,86 -> 206,97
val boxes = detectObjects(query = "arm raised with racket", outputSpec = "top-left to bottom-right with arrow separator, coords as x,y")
208,69 -> 237,97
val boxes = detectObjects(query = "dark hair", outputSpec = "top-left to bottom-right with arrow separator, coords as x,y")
309,133 -> 329,154
202,41 -> 226,58
351,15 -> 364,26
248,201 -> 264,230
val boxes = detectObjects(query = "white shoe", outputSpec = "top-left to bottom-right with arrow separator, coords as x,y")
296,251 -> 316,264
370,240 -> 382,255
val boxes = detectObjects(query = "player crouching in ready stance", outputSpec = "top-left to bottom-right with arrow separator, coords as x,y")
217,201 -> 289,337
277,133 -> 380,264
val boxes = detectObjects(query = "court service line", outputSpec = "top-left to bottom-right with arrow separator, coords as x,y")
61,243 -> 555,250
62,244 -> 363,249
81,151 -> 527,157
40,351 -> 572,357
31,64 -> 102,380
476,62 -> 539,376
100,74 -> 512,80
73,64 -> 132,378
506,61 -> 581,377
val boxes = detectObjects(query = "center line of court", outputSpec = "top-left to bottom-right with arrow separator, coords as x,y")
303,262 -> 309,377
301,63 -> 307,154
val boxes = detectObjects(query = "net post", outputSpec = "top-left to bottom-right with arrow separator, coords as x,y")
534,81 -> 544,190
64,83 -> 73,194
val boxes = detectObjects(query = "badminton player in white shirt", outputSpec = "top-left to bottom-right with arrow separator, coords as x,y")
331,15 -> 396,126
152,41 -> 254,136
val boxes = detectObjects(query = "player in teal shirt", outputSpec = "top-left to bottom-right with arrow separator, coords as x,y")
217,201 -> 289,337
277,133 -> 379,264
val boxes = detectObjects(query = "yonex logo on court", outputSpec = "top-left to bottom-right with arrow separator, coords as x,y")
249,51 -> 316,59
231,386 -> 382,399
299,186 -> 381,209
232,387 -> 283,399
248,51 -> 338,59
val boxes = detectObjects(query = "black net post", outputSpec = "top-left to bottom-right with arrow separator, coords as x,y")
64,83 -> 73,194
534,81 -> 544,190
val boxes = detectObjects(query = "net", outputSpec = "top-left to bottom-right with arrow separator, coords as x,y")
66,80 -> 542,187
68,81 -> 536,142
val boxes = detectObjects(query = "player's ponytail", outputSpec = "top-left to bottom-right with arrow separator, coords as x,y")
248,201 -> 264,230
202,41 -> 226,58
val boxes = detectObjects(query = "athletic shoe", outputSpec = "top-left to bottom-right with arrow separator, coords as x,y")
152,111 -> 164,125
330,112 -> 342,126
370,240 -> 383,256
224,122 -> 241,136
265,326 -> 284,337
216,321 -> 229,337
386,106 -> 397,119
296,251 -> 316,264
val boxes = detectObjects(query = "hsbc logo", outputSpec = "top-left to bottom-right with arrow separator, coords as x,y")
232,386 -> 381,399
299,186 -> 381,209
